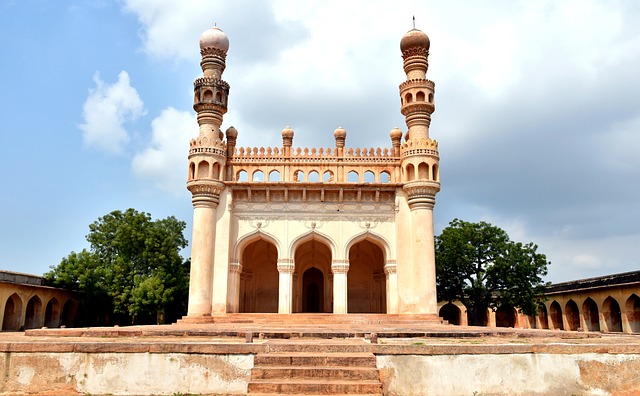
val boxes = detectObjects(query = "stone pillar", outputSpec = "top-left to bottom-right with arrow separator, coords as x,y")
332,261 -> 349,314
187,191 -> 220,316
384,261 -> 398,314
227,259 -> 242,313
277,260 -> 294,314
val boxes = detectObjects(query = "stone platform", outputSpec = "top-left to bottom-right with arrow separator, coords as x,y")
1,315 -> 639,395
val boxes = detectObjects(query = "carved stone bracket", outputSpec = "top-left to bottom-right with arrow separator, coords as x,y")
384,260 -> 397,275
403,181 -> 439,210
277,259 -> 294,273
188,180 -> 226,208
229,259 -> 242,274
331,260 -> 350,274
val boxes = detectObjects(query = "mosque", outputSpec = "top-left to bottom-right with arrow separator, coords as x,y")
183,25 -> 441,319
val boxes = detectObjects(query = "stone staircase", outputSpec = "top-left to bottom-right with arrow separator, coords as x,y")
247,339 -> 383,395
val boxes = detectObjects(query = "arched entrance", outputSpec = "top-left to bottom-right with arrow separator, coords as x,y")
495,305 -> 516,328
626,294 -> 640,333
44,298 -> 60,328
302,267 -> 324,313
549,301 -> 563,330
583,298 -> 600,332
239,239 -> 279,313
537,304 -> 549,329
61,300 -> 77,327
293,239 -> 332,313
2,294 -> 22,331
603,296 -> 622,332
439,303 -> 461,325
347,239 -> 386,313
24,296 -> 42,330
565,300 -> 580,331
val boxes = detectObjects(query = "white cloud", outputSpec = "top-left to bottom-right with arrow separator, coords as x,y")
132,107 -> 195,193
79,71 -> 146,154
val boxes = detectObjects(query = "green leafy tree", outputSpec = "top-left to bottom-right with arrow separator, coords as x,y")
435,218 -> 549,326
45,209 -> 190,325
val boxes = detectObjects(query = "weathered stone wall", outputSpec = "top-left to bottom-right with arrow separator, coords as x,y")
377,353 -> 640,396
0,352 -> 253,395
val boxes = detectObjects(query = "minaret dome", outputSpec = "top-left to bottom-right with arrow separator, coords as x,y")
199,26 -> 229,52
400,28 -> 430,52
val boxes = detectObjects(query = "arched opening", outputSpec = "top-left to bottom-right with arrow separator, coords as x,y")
405,93 -> 413,103
294,170 -> 304,182
416,91 -> 425,102
212,162 -> 220,179
439,303 -> 461,325
549,301 -> 563,330
625,294 -> 640,333
293,239 -> 332,313
302,267 -> 324,313
582,298 -> 600,332
239,239 -> 279,313
432,164 -> 439,181
364,171 -> 375,183
495,305 -> 516,328
380,171 -> 390,183
203,90 -> 213,101
537,304 -> 549,329
269,170 -> 281,182
2,294 -> 22,331
197,161 -> 209,179
215,91 -> 223,102
603,296 -> 622,332
61,300 -> 77,327
418,162 -> 429,179
252,170 -> 264,182
24,296 -> 43,330
188,162 -> 195,180
237,170 -> 248,182
406,164 -> 415,181
44,298 -> 60,328
323,171 -> 333,182
565,300 -> 580,331
428,93 -> 434,103
347,171 -> 359,183
347,239 -> 386,313
308,171 -> 320,182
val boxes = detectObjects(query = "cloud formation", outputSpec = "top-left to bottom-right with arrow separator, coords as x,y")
132,107 -> 195,193
79,71 -> 146,154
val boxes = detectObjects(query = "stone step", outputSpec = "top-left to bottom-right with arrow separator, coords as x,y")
254,352 -> 377,367
266,342 -> 371,353
251,365 -> 380,380
181,313 -> 443,326
247,378 -> 383,394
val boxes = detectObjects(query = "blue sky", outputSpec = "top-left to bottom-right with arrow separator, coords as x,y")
1,0 -> 639,283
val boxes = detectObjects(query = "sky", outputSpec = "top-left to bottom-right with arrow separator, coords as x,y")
1,0 -> 639,283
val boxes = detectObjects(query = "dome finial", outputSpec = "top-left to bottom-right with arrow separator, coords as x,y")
413,15 -> 416,29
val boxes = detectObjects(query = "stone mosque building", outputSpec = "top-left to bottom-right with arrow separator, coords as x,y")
183,25 -> 441,319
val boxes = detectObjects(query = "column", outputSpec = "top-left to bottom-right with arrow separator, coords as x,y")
227,259 -> 242,313
384,261 -> 398,314
187,194 -> 218,317
332,260 -> 349,314
277,259 -> 294,314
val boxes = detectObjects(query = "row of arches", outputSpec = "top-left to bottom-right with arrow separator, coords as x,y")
189,160 -> 222,181
2,293 -> 77,331
402,90 -> 434,105
235,234 -> 388,314
437,293 -> 640,333
405,162 -> 439,182
236,169 -> 393,184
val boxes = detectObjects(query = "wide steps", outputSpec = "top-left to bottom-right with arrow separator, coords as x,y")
247,379 -> 382,394
248,343 -> 383,395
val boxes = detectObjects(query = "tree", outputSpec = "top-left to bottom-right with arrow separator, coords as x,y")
435,218 -> 549,326
45,209 -> 190,326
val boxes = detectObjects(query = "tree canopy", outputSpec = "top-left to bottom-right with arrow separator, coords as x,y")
435,218 -> 549,326
45,209 -> 190,326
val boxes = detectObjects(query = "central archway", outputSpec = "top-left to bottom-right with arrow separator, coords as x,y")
347,239 -> 386,313
239,238 -> 279,313
302,267 -> 324,313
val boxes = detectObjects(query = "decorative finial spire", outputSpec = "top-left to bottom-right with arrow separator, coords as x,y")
413,15 -> 416,29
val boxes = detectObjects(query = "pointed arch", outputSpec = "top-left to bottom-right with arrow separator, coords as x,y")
603,296 -> 622,332
343,230 -> 391,263
2,293 -> 23,331
44,297 -> 60,328
565,299 -> 580,331
582,297 -> 600,332
24,295 -> 43,330
625,294 -> 640,333
549,300 -> 563,330
289,230 -> 337,260
234,229 -> 282,261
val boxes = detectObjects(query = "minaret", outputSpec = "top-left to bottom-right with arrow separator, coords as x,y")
398,27 -> 441,314
185,26 -> 230,317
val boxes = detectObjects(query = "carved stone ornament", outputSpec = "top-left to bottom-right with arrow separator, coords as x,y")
403,181 -> 439,210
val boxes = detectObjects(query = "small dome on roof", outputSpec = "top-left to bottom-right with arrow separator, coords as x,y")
400,28 -> 430,52
281,126 -> 294,138
200,26 -> 229,52
225,126 -> 238,138
333,126 -> 347,139
390,127 -> 403,140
